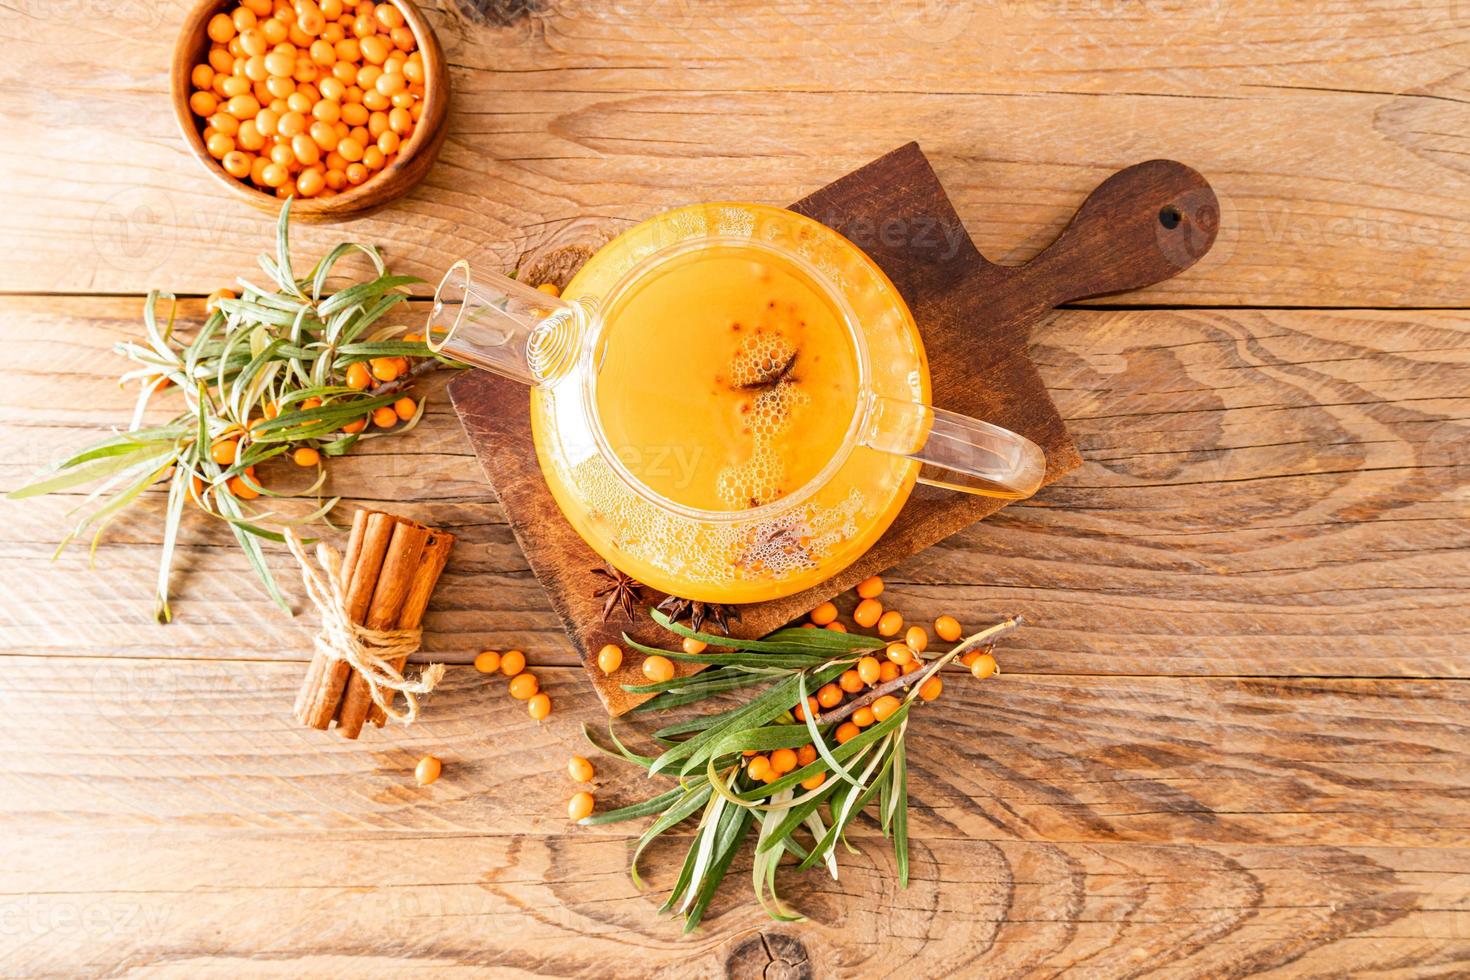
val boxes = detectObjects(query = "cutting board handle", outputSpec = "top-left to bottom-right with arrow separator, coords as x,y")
1013,159 -> 1219,308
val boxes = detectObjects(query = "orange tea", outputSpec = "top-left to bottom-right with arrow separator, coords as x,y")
592,245 -> 860,512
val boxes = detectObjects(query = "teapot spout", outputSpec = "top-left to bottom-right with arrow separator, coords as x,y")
427,260 -> 587,386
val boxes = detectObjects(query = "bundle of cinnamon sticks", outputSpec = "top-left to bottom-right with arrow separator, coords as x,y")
294,509 -> 455,738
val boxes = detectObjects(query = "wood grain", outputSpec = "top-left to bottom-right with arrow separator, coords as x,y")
3,2 -> 1469,305
2,657 -> 1468,974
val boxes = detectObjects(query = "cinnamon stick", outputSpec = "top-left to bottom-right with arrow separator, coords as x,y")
367,529 -> 455,728
334,520 -> 432,738
301,510 -> 397,729
294,509 -> 377,722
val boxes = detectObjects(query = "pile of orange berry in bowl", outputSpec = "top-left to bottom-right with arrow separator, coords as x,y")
172,0 -> 448,221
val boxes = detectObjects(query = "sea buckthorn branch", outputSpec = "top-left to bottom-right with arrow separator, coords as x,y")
588,592 -> 1025,930
7,202 -> 463,622
813,614 -> 1024,726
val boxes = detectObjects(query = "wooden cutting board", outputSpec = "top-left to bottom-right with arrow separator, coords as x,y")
449,142 -> 1219,714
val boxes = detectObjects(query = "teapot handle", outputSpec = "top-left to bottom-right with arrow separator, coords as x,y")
860,395 -> 1046,499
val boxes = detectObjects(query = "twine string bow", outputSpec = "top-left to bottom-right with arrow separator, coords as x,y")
286,529 -> 444,725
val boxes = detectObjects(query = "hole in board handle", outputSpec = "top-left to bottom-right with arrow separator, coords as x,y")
1158,205 -> 1182,229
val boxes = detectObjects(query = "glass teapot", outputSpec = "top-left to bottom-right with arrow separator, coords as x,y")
428,203 -> 1044,605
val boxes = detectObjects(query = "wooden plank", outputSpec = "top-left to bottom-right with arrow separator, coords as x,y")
2,830 -> 1465,977
2,298 -> 1463,677
1,4 -> 1468,305
1,655 -> 1467,973
4,658 -> 1467,848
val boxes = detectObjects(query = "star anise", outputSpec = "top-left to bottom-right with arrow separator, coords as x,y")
591,566 -> 644,623
656,594 -> 740,635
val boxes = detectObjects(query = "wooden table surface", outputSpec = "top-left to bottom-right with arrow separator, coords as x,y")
3,1 -> 1468,976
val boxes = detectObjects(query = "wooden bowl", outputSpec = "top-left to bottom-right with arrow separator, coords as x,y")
171,0 -> 449,222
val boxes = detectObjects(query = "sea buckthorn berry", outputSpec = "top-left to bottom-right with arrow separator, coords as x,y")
220,74 -> 251,97
885,642 -> 912,666
770,748 -> 797,774
901,660 -> 920,675
189,90 -> 219,116
211,439 -> 239,465
414,754 -> 441,785
292,446 -> 320,467
206,287 -> 236,312
935,615 -> 963,642
208,112 -> 240,136
919,676 -> 943,701
208,12 -> 237,42
500,650 -> 525,676
508,672 -> 539,700
473,650 -> 501,673
960,648 -> 981,667
856,656 -> 881,686
809,601 -> 837,626
527,692 -> 551,720
879,661 -> 900,683
642,655 -> 674,683
375,2 -> 404,28
839,669 -> 864,694
372,405 -> 398,428
392,397 -> 417,421
296,168 -> 325,197
824,622 -> 847,633
260,162 -> 289,187
292,132 -> 321,164
872,694 -> 902,722
369,355 -> 398,381
568,756 -> 594,783
596,643 -> 622,674
796,743 -> 817,766
852,705 -> 876,727
970,653 -> 997,680
801,772 -> 827,791
536,282 -> 560,297
746,756 -> 773,782
222,150 -> 253,178
793,695 -> 818,722
341,417 -> 367,434
682,637 -> 707,655
816,683 -> 843,709
856,575 -> 883,599
226,94 -> 261,119
877,610 -> 903,637
345,361 -> 372,389
835,722 -> 860,745
568,791 -> 594,821
192,63 -> 215,88
853,598 -> 882,628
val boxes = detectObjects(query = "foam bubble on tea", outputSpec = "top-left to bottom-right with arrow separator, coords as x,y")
592,247 -> 859,512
